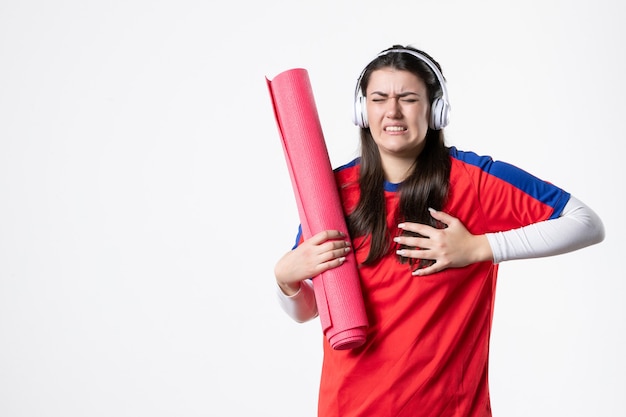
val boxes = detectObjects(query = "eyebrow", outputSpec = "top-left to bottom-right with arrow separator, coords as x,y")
368,91 -> 422,98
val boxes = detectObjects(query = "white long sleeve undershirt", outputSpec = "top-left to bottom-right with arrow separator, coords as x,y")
485,195 -> 604,263
276,279 -> 318,323
276,195 -> 605,322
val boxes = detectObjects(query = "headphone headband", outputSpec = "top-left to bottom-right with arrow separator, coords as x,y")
352,47 -> 451,130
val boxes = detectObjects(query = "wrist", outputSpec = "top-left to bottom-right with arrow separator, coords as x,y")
277,280 -> 301,297
474,234 -> 494,263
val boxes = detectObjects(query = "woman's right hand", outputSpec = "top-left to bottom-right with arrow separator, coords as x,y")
274,230 -> 352,296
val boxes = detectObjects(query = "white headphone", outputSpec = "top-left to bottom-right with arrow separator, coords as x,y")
352,48 -> 451,130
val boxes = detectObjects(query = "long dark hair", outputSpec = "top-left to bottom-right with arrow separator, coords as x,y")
346,45 -> 451,268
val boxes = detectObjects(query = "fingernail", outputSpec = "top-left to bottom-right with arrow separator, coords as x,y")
412,270 -> 422,276
393,237 -> 400,243
398,223 -> 405,229
428,207 -> 435,213
396,249 -> 405,255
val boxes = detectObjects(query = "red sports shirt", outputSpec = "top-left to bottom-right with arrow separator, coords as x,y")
295,147 -> 570,417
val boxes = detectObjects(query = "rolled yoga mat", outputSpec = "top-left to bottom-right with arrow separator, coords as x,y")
266,68 -> 368,350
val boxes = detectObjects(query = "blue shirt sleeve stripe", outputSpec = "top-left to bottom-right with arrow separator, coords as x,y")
449,147 -> 570,219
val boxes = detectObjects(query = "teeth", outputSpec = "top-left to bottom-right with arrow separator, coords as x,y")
385,126 -> 406,132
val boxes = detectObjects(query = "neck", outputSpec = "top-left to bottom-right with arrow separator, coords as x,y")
381,154 -> 416,184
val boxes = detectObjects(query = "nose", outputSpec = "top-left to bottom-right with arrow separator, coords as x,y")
385,98 -> 402,118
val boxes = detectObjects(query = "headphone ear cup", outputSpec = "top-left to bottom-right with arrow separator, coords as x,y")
353,94 -> 369,128
430,97 -> 449,130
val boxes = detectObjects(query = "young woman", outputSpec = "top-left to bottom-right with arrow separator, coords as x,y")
274,45 -> 605,417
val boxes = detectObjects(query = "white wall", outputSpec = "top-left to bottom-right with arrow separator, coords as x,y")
1,1 -> 624,416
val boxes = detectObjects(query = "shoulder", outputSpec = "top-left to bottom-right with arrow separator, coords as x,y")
448,146 -> 570,216
448,146 -> 523,180
334,157 -> 361,173
334,157 -> 360,185
448,146 -> 496,169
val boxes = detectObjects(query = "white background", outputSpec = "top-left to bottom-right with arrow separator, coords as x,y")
1,1 -> 624,416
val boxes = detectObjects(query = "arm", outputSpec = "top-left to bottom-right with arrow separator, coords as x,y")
274,230 -> 351,322
394,195 -> 604,276
276,279 -> 318,323
485,195 -> 605,263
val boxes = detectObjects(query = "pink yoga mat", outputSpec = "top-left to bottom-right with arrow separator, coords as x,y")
266,68 -> 368,350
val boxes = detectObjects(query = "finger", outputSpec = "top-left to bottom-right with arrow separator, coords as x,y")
319,244 -> 351,262
412,262 -> 444,277
394,235 -> 432,249
317,254 -> 348,273
327,239 -> 351,250
318,239 -> 350,255
397,222 -> 435,237
310,230 -> 346,245
427,207 -> 456,226
395,247 -> 431,260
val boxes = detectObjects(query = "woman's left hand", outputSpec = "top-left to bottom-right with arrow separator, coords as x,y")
394,208 -> 493,276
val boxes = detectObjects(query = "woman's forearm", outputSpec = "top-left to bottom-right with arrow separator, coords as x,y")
486,195 -> 605,264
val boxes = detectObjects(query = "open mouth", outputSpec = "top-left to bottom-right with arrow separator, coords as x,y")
385,126 -> 407,132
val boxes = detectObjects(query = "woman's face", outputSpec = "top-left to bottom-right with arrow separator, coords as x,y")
365,68 -> 430,160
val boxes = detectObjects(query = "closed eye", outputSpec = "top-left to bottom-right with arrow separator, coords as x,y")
369,92 -> 421,103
